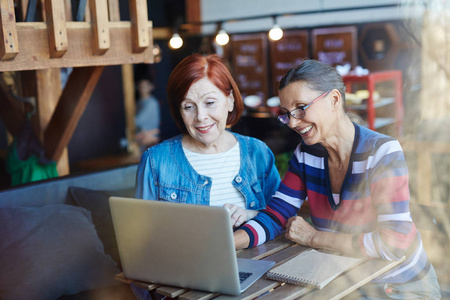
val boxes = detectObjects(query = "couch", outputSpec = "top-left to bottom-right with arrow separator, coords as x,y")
0,164 -> 139,300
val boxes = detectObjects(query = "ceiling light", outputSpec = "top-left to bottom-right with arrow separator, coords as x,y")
215,24 -> 229,46
268,17 -> 283,41
169,33 -> 183,49
152,43 -> 162,63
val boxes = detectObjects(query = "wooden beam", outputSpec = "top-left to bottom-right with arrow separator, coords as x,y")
44,66 -> 104,161
108,0 -> 137,154
121,63 -> 137,154
84,0 -> 91,22
64,0 -> 72,21
129,0 -> 150,52
0,0 -> 19,60
89,0 -> 110,55
56,148 -> 69,176
185,0 -> 201,35
19,0 -> 29,21
153,27 -> 171,39
44,0 -> 68,58
35,69 -> 69,175
38,0 -> 45,21
20,69 -> 70,175
34,69 -> 62,138
0,22 -> 154,71
108,0 -> 120,22
0,75 -> 26,137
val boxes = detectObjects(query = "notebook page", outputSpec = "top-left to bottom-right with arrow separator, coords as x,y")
266,249 -> 362,289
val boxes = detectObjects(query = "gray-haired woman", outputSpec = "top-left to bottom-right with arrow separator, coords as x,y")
234,59 -> 441,299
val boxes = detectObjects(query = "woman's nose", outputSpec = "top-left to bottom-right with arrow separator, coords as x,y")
288,115 -> 300,128
196,106 -> 208,121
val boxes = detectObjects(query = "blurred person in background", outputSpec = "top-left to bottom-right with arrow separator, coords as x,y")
135,77 -> 160,150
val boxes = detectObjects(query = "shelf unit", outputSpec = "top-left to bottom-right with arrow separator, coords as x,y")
342,70 -> 403,137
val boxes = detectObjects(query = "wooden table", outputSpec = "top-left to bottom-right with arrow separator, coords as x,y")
116,236 -> 405,300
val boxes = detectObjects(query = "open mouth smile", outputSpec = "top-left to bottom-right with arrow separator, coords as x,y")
299,125 -> 313,134
196,124 -> 214,133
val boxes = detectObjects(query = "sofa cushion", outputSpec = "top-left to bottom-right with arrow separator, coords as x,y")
66,187 -> 135,266
0,205 -> 121,300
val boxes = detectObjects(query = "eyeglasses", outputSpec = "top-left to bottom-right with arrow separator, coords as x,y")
277,90 -> 331,125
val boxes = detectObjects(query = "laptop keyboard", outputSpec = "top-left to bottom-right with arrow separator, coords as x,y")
239,271 -> 253,283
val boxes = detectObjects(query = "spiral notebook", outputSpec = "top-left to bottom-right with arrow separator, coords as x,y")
266,249 -> 362,289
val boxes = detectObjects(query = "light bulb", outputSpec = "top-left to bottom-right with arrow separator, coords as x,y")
152,44 -> 162,63
152,44 -> 161,56
169,33 -> 183,49
215,29 -> 229,46
269,25 -> 283,41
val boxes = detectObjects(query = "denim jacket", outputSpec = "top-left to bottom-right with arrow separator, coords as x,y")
135,133 -> 281,210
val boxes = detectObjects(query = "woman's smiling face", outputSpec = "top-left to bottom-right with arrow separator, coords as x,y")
180,77 -> 234,148
279,82 -> 331,145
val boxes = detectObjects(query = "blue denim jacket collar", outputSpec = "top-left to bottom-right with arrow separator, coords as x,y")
136,132 -> 281,210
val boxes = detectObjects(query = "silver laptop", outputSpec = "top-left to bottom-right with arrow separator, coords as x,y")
109,197 -> 275,296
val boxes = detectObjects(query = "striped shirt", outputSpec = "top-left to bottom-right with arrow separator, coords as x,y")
183,143 -> 245,208
241,124 -> 430,284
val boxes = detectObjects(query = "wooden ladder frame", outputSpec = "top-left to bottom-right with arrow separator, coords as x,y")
0,0 -> 167,175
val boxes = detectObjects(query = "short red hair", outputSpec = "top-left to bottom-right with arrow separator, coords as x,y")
167,54 -> 244,134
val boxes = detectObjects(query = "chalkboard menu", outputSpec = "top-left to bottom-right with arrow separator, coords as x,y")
312,26 -> 357,67
269,30 -> 309,95
231,33 -> 269,104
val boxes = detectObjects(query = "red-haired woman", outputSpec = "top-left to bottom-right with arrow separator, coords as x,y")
135,54 -> 280,227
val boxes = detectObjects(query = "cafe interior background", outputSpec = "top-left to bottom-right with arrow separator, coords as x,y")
0,0 -> 449,293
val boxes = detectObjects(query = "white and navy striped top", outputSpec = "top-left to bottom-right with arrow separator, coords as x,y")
183,142 -> 245,208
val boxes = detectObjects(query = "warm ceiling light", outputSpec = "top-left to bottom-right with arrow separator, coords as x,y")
268,17 -> 283,41
152,43 -> 162,63
215,29 -> 229,46
169,33 -> 183,49
269,25 -> 283,41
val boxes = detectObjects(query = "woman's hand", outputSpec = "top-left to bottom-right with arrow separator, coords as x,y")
286,216 -> 357,255
223,204 -> 257,228
285,216 -> 318,247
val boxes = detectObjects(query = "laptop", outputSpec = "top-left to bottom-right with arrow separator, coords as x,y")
109,197 -> 275,296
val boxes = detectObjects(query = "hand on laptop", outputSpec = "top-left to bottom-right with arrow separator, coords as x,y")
223,204 -> 258,228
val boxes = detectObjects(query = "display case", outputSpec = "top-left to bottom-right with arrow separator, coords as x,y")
342,70 -> 403,137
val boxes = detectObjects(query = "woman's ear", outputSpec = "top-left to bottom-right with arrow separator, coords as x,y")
227,92 -> 235,112
330,89 -> 342,111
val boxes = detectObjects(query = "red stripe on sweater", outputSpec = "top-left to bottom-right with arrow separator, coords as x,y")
308,190 -> 376,226
282,171 -> 305,190
380,223 -> 417,249
246,225 -> 259,247
371,175 -> 410,205
266,206 -> 288,227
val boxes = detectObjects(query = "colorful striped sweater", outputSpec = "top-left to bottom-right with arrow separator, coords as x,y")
241,124 -> 430,284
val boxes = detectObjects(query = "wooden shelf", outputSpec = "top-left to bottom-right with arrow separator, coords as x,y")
348,97 -> 395,111
343,71 -> 403,137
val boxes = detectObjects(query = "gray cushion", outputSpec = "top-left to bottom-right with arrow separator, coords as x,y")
66,187 -> 135,267
0,205 -> 121,300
